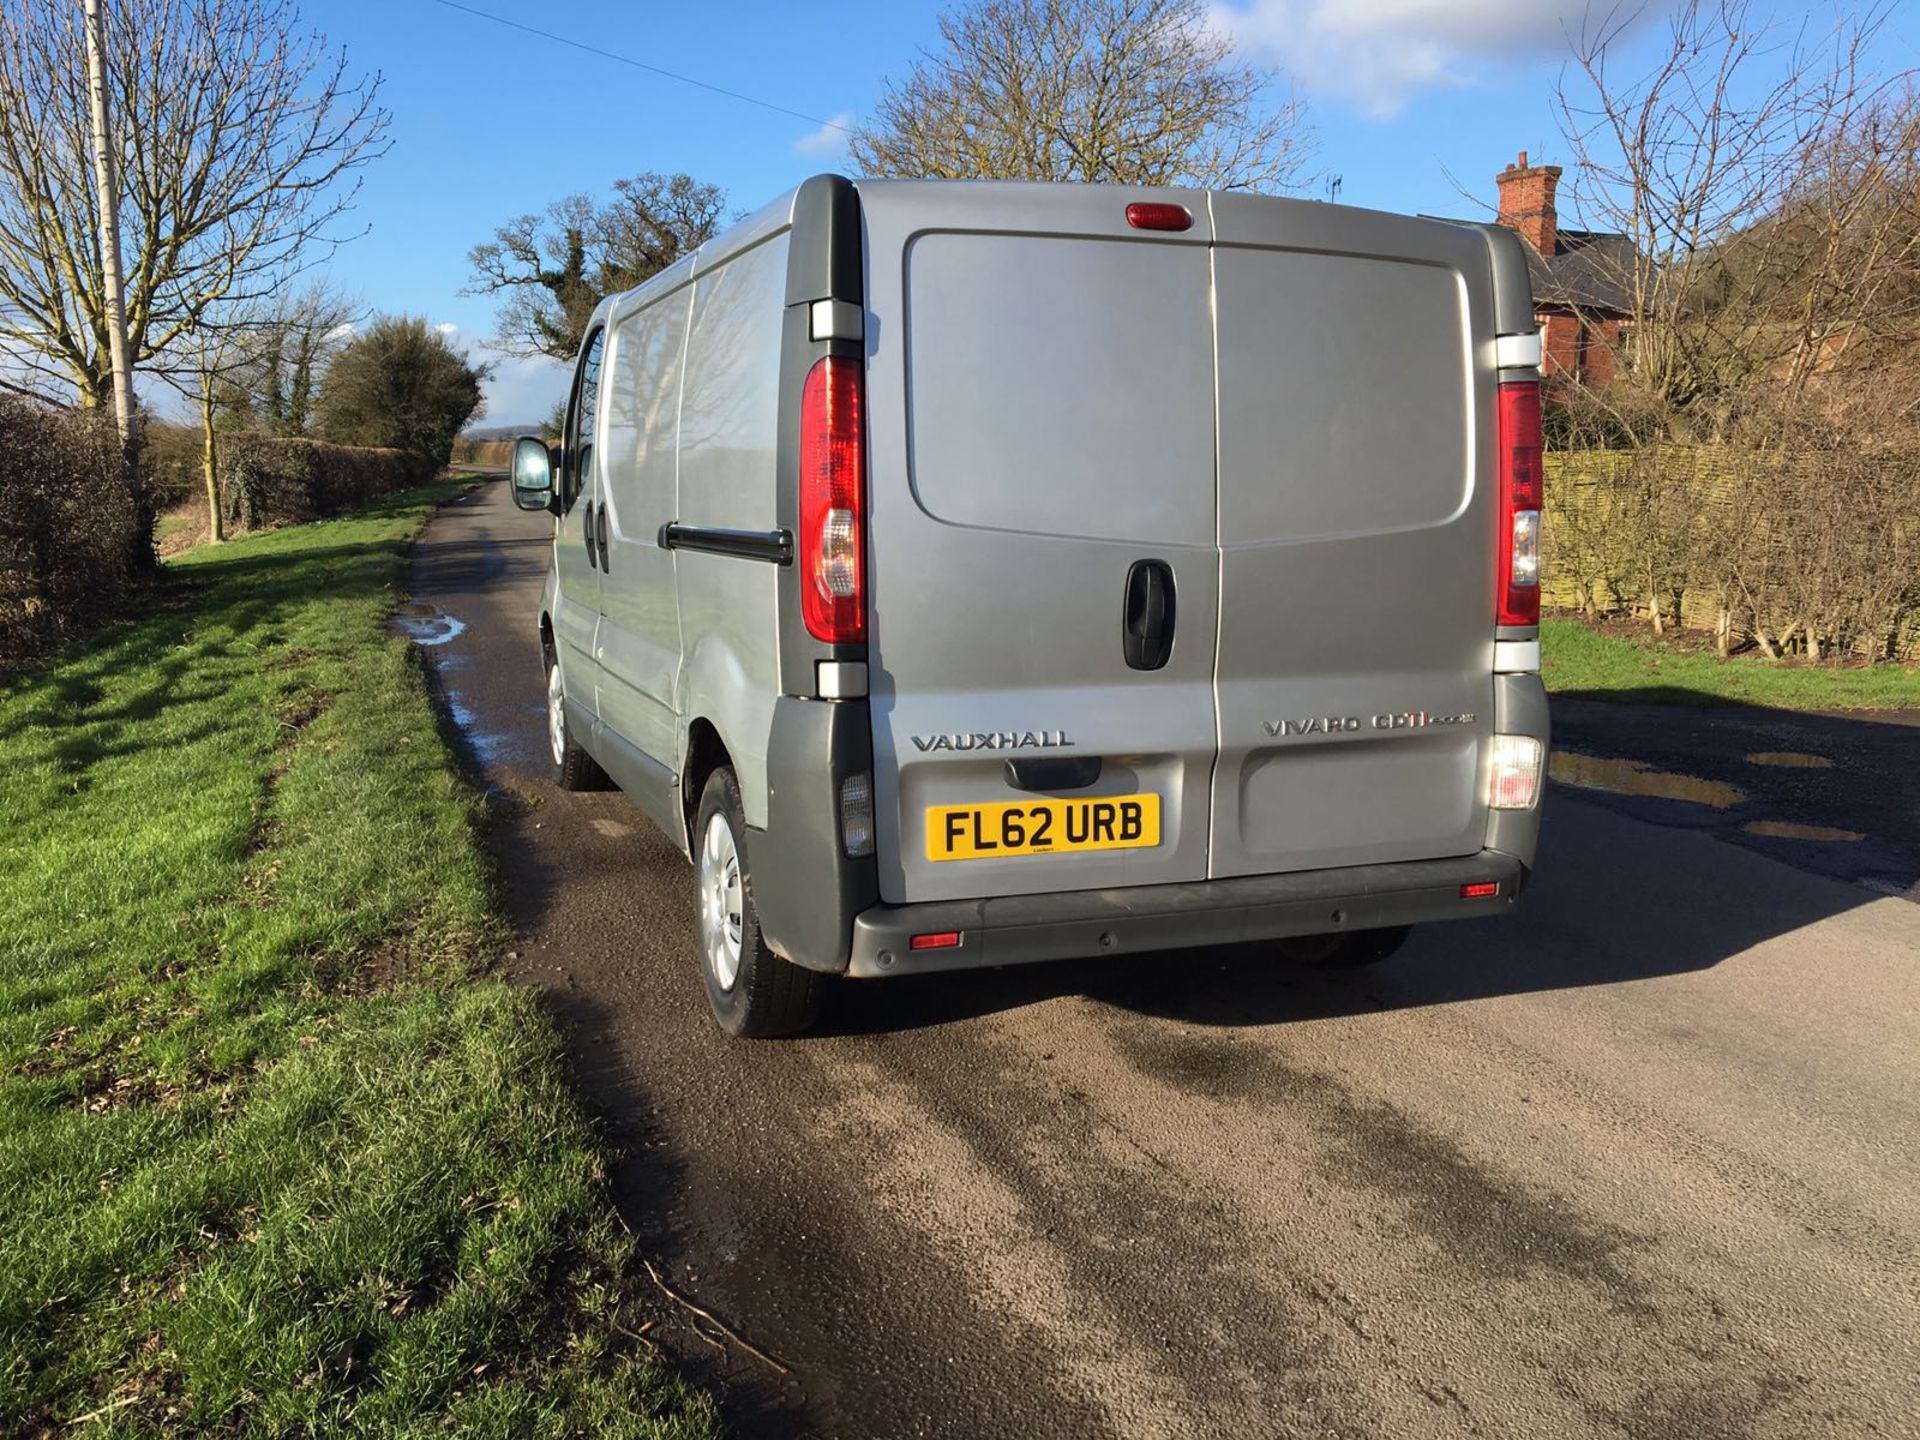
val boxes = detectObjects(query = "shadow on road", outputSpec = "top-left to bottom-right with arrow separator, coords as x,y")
407,479 -> 1916,1043
816,771 -> 1912,1037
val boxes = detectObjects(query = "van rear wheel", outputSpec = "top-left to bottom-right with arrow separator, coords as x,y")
694,767 -> 822,1037
1279,926 -> 1412,969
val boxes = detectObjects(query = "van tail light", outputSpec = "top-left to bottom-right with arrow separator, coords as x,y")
799,356 -> 866,643
1496,379 -> 1543,627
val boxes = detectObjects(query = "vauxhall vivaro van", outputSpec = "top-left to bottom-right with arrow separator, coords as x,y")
509,175 -> 1549,1037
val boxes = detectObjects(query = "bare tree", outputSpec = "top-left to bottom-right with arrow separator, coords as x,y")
214,283 -> 358,436
467,173 -> 729,361
150,283 -> 355,543
849,0 -> 1311,191
1553,0 -> 1908,439
1540,2 -> 1920,658
0,0 -> 389,409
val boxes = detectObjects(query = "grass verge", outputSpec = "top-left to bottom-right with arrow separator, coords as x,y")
1542,616 -> 1920,711
0,484 -> 719,1438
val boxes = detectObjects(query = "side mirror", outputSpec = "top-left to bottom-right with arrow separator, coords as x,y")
510,436 -> 556,512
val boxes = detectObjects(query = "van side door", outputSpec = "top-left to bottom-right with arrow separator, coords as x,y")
595,278 -> 694,784
551,327 -> 608,713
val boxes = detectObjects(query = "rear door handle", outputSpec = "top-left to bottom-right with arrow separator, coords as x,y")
1124,559 -> 1176,671
583,500 -> 598,570
595,502 -> 610,572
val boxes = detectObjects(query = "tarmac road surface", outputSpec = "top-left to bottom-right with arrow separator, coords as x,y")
404,480 -> 1920,1440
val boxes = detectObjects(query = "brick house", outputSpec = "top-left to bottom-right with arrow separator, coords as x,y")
1492,152 -> 1634,387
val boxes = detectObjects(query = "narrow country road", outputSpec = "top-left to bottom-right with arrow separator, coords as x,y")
405,480 -> 1920,1440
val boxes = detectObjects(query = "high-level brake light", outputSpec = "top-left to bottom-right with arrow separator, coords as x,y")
799,356 -> 866,644
1496,379 -> 1544,626
1125,203 -> 1193,232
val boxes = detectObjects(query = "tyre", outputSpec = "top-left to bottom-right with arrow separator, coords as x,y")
1278,925 -> 1413,969
694,767 -> 823,1037
545,650 -> 607,791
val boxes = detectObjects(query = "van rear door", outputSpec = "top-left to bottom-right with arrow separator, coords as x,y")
860,184 -> 1221,905
1206,195 -> 1496,877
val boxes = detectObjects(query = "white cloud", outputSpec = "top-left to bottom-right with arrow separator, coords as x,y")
435,321 -> 460,337
792,112 -> 855,160
1213,0 -> 1669,119
479,352 -> 569,429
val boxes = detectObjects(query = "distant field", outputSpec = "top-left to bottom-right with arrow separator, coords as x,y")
1541,616 -> 1920,711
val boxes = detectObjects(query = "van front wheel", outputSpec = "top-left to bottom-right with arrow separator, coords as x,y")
694,768 -> 822,1037
545,653 -> 607,792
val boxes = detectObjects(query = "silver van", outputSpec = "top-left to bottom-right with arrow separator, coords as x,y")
509,176 -> 1550,1037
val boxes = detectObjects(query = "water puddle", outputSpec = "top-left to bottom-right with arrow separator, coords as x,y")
1745,751 -> 1833,769
390,602 -> 467,647
444,697 -> 510,766
1548,752 -> 1745,809
1742,820 -> 1865,843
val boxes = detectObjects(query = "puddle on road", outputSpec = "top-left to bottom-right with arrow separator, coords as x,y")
390,602 -> 467,647
1548,752 -> 1745,809
1745,751 -> 1833,770
444,697 -> 512,766
1742,820 -> 1865,843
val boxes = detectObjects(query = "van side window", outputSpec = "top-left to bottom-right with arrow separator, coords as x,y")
562,328 -> 606,510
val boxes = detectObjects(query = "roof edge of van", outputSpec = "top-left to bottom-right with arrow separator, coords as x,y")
787,174 -> 862,308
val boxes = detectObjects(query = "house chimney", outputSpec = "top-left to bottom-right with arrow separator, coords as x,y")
1496,150 -> 1561,255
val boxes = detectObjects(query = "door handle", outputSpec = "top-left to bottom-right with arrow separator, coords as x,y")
1006,756 -> 1103,792
583,501 -> 598,570
1123,559 -> 1176,671
595,502 -> 610,572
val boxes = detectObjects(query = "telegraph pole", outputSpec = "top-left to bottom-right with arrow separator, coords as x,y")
82,0 -> 136,440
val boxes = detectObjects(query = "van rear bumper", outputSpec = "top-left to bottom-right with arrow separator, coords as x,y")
845,850 -> 1527,978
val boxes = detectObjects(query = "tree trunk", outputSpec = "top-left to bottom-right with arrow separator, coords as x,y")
1715,607 -> 1732,659
201,385 -> 225,545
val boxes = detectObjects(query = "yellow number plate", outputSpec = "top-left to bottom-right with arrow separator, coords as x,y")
925,794 -> 1161,862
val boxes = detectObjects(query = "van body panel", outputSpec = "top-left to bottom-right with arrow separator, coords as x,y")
595,269 -> 694,770
672,233 -> 791,828
1205,198 -> 1497,877
860,182 -> 1222,905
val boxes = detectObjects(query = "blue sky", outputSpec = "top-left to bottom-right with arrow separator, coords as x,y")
310,0 -> 1920,426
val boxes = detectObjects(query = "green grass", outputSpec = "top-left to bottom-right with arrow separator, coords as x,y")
0,486 -> 718,1438
1542,616 -> 1920,710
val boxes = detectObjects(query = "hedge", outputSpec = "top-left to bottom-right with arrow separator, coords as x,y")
216,434 -> 435,533
0,399 -> 137,672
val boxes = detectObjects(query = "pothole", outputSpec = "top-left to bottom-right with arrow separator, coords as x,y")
1742,820 -> 1865,843
1744,752 -> 1833,769
1548,752 -> 1745,809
